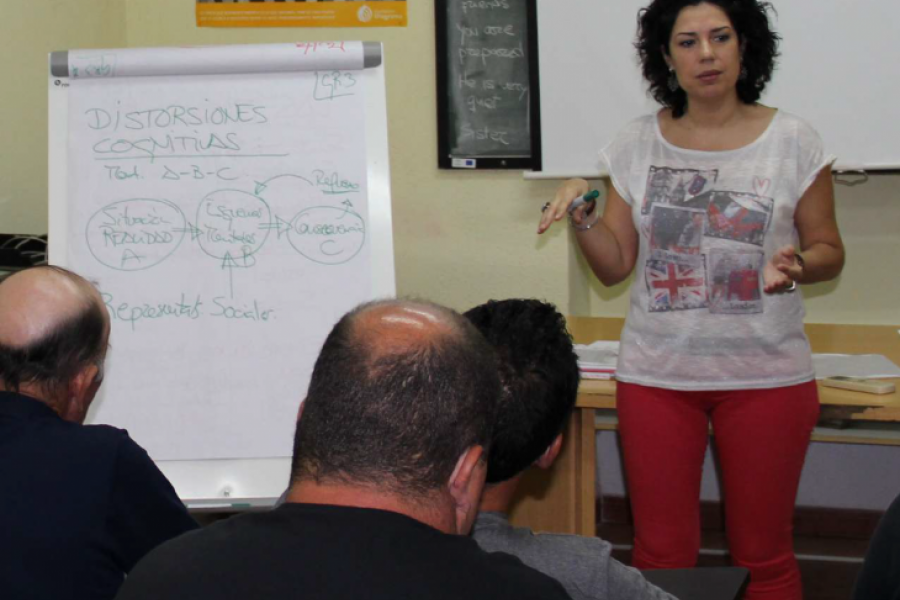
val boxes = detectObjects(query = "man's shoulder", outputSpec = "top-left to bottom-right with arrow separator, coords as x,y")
118,505 -> 571,600
472,512 -> 616,599
120,507 -> 353,581
474,553 -> 572,599
116,510 -> 264,594
79,421 -> 131,442
60,421 -> 142,460
432,529 -> 572,600
473,512 -> 611,558
11,408 -> 134,463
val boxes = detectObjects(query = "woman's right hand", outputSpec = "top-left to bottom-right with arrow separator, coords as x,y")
537,178 -> 591,234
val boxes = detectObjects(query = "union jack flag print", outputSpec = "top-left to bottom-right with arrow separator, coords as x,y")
646,257 -> 709,312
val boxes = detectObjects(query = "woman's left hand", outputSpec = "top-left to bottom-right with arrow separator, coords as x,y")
763,244 -> 803,294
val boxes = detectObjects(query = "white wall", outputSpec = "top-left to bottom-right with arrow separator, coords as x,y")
0,0 -> 124,233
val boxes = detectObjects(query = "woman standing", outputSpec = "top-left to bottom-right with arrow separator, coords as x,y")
538,2 -> 844,599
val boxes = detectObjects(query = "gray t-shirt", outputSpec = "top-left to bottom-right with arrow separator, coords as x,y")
471,512 -> 678,600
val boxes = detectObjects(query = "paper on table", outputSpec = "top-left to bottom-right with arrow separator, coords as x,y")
575,341 -> 619,372
580,371 -> 614,380
812,354 -> 900,380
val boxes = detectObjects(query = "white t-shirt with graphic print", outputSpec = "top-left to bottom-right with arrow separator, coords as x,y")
600,110 -> 833,391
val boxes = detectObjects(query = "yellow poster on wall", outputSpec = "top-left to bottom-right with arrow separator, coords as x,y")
197,0 -> 407,28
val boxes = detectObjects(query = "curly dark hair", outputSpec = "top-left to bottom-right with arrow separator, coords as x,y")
636,0 -> 780,117
464,299 -> 580,484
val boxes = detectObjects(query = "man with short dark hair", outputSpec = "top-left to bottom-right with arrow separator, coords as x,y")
0,266 -> 197,600
115,299 -> 571,600
465,299 -> 677,600
852,491 -> 900,600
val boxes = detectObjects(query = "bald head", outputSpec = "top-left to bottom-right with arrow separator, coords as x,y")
0,266 -> 108,403
348,301 -> 464,368
0,267 -> 104,348
291,299 -> 501,497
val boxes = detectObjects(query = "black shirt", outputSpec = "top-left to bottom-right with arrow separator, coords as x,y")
0,391 -> 198,600
853,493 -> 900,600
116,503 -> 573,600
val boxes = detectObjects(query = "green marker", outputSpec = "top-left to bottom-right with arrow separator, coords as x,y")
569,189 -> 600,213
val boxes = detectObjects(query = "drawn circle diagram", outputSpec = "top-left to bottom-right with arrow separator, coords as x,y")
87,198 -> 187,271
196,189 -> 271,262
288,206 -> 366,265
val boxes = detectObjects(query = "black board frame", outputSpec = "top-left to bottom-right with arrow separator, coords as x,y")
435,0 -> 542,170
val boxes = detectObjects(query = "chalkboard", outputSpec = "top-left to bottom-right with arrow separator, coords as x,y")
436,0 -> 541,170
48,42 -> 395,506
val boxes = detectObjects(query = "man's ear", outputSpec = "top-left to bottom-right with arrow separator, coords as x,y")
296,399 -> 306,421
448,445 -> 487,535
62,364 -> 101,424
534,434 -> 564,470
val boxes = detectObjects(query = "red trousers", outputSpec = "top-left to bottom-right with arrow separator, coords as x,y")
617,381 -> 820,600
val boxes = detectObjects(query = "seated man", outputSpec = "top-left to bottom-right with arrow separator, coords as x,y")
465,299 -> 677,600
0,266 -> 197,600
116,300 -> 571,600
852,492 -> 900,600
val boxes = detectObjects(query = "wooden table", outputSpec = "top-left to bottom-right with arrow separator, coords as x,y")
507,317 -> 900,536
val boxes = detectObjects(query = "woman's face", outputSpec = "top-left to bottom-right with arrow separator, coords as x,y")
665,2 -> 742,103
